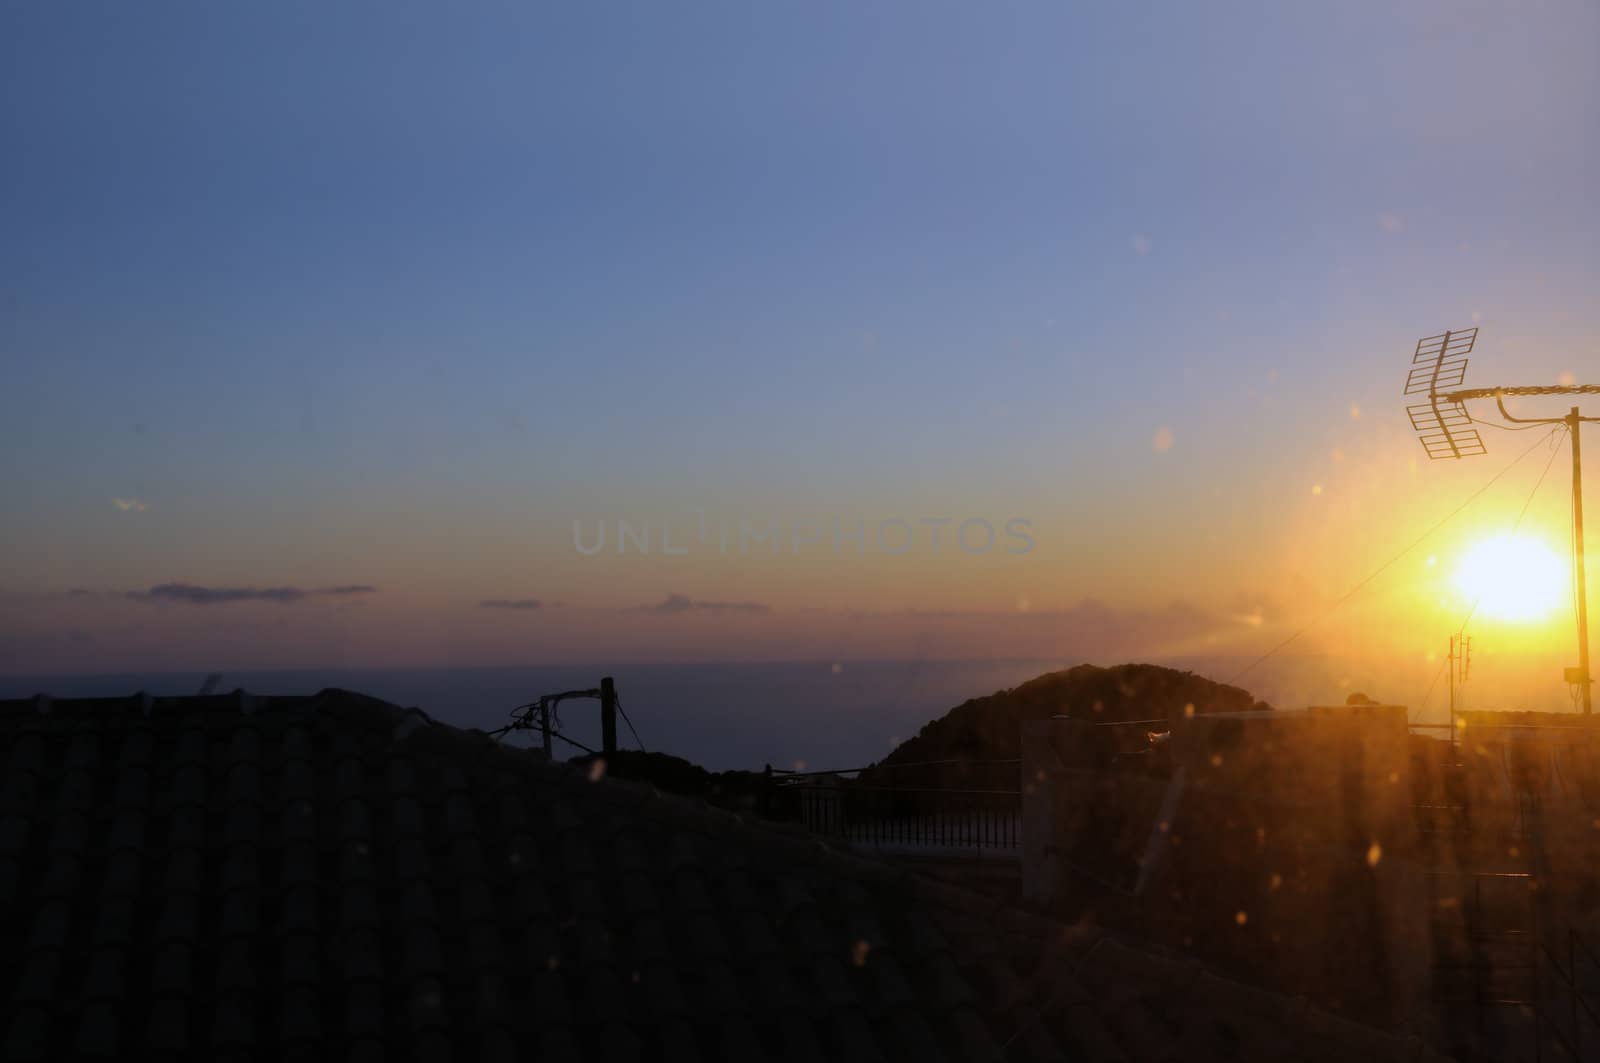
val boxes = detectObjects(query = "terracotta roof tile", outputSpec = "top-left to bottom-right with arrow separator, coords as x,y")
155,893 -> 197,942
281,985 -> 321,1044
458,876 -> 497,925
102,848 -> 141,896
656,1018 -> 703,1063
12,951 -> 60,1004
629,915 -> 672,964
0,687 -> 1449,1062
92,895 -> 136,947
150,943 -> 192,998
278,883 -> 318,935
217,939 -> 256,994
74,998 -> 120,1057
281,932 -> 320,987
145,997 -> 188,1053
449,835 -> 487,880
3,1005 -> 50,1061
532,967 -> 573,1024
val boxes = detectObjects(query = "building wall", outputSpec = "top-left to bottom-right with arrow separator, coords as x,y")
1022,706 -> 1432,1030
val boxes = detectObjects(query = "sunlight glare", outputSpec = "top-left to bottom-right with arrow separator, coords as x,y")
1453,534 -> 1567,622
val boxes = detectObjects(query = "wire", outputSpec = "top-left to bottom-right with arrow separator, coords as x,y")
1417,656 -> 1449,716
1229,425 -> 1566,684
613,691 -> 648,753
487,717 -> 600,757
489,688 -> 644,756
1473,416 -> 1548,433
549,730 -> 599,756
1574,441 -> 1583,636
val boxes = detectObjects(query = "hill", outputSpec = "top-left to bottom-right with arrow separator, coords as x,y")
566,748 -> 772,812
867,662 -> 1270,786
567,663 -> 1270,799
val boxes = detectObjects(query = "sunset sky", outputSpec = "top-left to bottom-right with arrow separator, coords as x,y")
3,2 -> 1597,704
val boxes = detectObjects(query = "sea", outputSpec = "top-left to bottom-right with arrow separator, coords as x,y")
0,659 -> 1080,772
0,654 -> 1449,772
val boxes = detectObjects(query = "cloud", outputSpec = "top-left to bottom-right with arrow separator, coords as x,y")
131,583 -> 378,605
645,593 -> 772,616
1151,427 -> 1174,453
140,583 -> 305,604
479,598 -> 543,610
111,498 -> 147,512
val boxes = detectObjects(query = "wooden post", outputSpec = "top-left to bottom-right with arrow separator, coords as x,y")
600,677 -> 617,755
1449,634 -> 1458,752
1571,408 -> 1592,714
539,698 -> 553,759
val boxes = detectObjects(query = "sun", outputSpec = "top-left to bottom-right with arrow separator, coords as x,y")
1453,534 -> 1567,622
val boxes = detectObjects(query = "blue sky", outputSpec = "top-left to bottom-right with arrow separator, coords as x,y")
2,1 -> 1596,676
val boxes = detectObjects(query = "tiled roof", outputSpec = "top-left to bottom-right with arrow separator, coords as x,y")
0,688 -> 1448,1062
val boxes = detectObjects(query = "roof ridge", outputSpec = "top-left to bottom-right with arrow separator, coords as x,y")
0,687 -> 441,727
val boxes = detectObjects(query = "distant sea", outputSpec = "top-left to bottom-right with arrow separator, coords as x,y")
0,654 -> 1460,771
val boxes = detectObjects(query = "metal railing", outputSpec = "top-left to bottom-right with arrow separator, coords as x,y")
768,758 -> 1021,851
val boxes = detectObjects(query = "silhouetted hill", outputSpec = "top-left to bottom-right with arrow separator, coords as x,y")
567,749 -> 770,812
868,662 -> 1270,786
566,664 -> 1269,801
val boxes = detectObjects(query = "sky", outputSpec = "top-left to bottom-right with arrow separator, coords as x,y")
2,1 -> 1597,707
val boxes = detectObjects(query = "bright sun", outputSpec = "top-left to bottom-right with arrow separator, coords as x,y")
1454,533 -> 1567,622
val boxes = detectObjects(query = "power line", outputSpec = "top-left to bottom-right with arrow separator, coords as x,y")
1574,442 -> 1584,635
549,730 -> 599,756
1473,416 -> 1547,433
1417,656 -> 1450,716
614,691 -> 647,753
1229,425 -> 1566,684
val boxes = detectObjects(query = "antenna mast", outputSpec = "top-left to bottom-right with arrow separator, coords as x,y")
1404,328 -> 1599,713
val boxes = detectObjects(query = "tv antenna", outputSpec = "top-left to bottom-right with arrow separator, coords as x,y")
1404,327 -> 1599,713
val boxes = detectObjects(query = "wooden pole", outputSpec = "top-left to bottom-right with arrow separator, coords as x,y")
1449,633 -> 1458,749
600,676 -> 617,755
539,698 -> 553,759
1572,409 -> 1592,714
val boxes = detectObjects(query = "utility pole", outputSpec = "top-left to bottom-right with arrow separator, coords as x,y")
1448,634 -> 1457,750
1448,633 -> 1470,748
1402,328 -> 1597,713
493,680 -> 630,757
600,676 -> 618,755
1571,407 -> 1592,714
